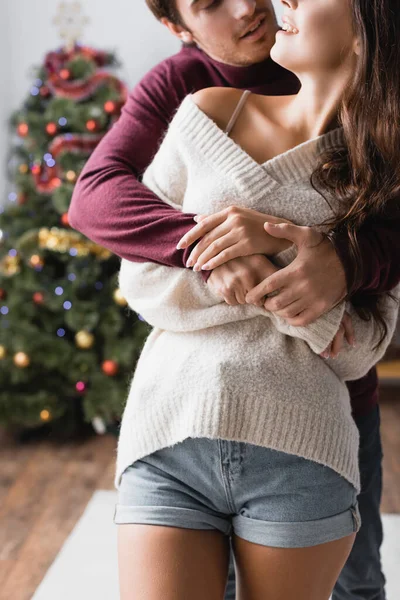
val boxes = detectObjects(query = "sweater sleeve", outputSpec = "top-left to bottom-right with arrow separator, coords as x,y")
67,61 -> 199,270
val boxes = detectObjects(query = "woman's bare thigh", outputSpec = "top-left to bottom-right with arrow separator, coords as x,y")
232,531 -> 356,600
117,524 -> 230,600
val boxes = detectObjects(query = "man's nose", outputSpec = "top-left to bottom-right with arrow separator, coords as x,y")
232,0 -> 257,20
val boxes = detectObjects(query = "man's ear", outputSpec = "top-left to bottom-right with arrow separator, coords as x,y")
161,17 -> 194,44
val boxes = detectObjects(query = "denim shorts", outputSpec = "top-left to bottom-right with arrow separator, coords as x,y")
113,437 -> 361,548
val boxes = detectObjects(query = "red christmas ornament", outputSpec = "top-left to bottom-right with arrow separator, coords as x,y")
61,213 -> 70,227
17,123 -> 29,137
33,292 -> 44,305
76,381 -> 87,394
46,122 -> 58,136
102,360 -> 119,377
40,85 -> 50,98
31,164 -> 41,176
18,193 -> 27,205
86,119 -> 98,132
60,68 -> 71,80
0,289 -> 7,300
104,101 -> 116,114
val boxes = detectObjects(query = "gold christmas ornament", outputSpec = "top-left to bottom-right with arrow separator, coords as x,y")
40,410 -> 51,422
0,345 -> 6,360
38,228 -> 112,260
0,255 -> 21,276
19,164 -> 29,174
75,330 -> 95,349
14,352 -> 30,368
66,170 -> 77,183
29,254 -> 45,268
113,288 -> 128,306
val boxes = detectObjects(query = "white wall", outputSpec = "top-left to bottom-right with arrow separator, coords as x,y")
0,0 -> 283,201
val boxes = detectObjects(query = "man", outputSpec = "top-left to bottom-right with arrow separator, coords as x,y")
69,2 -> 399,598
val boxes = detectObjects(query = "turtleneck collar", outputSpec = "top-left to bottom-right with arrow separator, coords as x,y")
181,44 -> 300,92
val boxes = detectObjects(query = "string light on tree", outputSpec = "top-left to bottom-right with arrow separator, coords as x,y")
14,352 -> 30,368
65,170 -> 77,183
40,410 -> 51,422
75,330 -> 95,349
102,360 -> 119,376
0,346 -> 6,360
104,101 -> 117,114
113,288 -> 127,306
46,122 -> 58,136
17,123 -> 29,137
33,292 -> 45,305
61,213 -> 70,227
19,164 -> 29,174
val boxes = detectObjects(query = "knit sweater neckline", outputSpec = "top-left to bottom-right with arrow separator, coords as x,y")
173,94 -> 345,201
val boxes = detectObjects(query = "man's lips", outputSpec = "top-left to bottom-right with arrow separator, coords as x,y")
240,15 -> 267,39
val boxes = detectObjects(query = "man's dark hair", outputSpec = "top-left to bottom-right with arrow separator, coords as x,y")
145,0 -> 184,26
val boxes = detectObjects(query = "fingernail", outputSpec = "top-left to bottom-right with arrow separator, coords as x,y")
193,264 -> 201,272
193,216 -> 199,222
176,243 -> 183,250
202,263 -> 210,270
186,259 -> 193,268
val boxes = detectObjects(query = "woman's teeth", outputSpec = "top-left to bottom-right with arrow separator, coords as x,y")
282,23 -> 299,34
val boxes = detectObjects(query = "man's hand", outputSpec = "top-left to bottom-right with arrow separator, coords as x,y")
320,312 -> 355,359
176,206 -> 292,271
208,254 -> 279,306
245,222 -> 347,326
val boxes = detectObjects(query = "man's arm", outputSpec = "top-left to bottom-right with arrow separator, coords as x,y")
68,60 -> 198,269
331,216 -> 400,296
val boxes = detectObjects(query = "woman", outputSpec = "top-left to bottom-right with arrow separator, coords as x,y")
114,1 -> 400,598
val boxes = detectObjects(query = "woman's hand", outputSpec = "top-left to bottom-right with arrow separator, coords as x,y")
176,206 -> 293,272
207,254 -> 279,306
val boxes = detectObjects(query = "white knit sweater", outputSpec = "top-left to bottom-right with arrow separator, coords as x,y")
115,95 -> 400,494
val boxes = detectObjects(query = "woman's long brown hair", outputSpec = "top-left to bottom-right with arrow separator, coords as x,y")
312,0 -> 400,347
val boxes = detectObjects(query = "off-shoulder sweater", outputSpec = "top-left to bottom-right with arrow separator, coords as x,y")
115,95 -> 400,494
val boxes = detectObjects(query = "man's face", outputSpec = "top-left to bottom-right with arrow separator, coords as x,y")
173,0 -> 279,66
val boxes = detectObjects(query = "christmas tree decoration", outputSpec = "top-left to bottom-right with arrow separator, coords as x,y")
28,255 -> 45,269
76,381 -> 87,393
17,123 -> 29,137
60,213 -> 70,227
40,409 -> 51,422
59,68 -> 71,81
86,119 -> 98,132
14,352 -> 31,368
33,292 -> 45,305
75,330 -> 95,349
65,170 -> 77,183
102,360 -> 119,377
0,5 -> 148,439
46,122 -> 58,136
113,288 -> 128,307
91,416 -> 106,435
104,100 -> 116,114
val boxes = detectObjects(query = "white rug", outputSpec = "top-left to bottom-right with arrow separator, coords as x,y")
32,490 -> 400,600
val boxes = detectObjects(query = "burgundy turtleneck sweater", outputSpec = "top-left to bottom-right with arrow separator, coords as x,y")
69,45 -> 400,420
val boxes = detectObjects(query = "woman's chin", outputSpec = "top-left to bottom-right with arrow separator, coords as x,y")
270,44 -> 292,71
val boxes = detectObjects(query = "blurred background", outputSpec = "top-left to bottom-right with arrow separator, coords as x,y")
0,2 -> 398,600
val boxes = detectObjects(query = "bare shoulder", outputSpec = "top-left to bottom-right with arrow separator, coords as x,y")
191,87 -> 245,132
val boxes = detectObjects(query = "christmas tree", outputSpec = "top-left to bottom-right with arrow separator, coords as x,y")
0,4 -> 150,439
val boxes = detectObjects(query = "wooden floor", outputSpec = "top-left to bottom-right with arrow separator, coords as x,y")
0,387 -> 399,600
